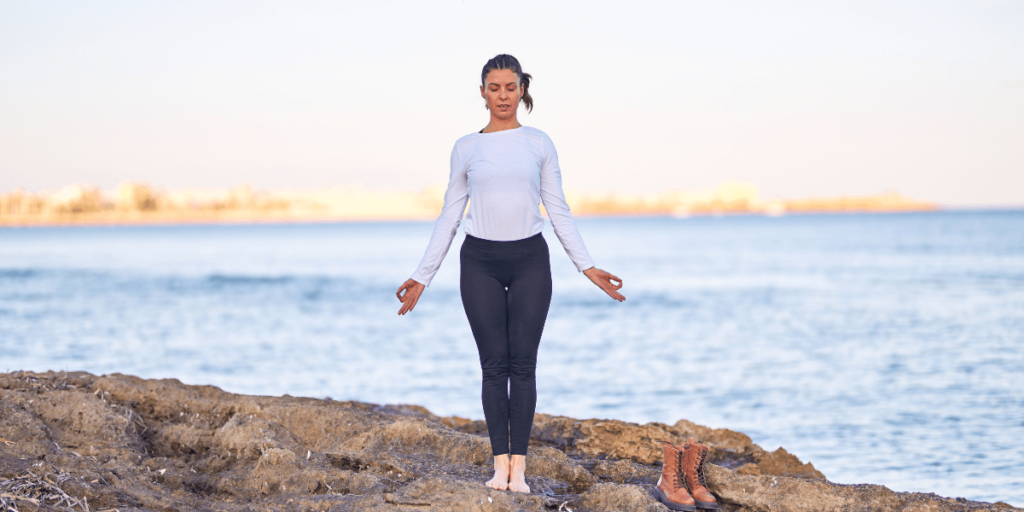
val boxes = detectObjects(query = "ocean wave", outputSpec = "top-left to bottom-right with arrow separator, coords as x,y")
205,274 -> 296,286
0,269 -> 37,279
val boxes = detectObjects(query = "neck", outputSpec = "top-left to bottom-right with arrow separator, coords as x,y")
482,114 -> 521,133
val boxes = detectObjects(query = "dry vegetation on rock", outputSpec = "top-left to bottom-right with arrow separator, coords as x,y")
0,371 -> 1015,511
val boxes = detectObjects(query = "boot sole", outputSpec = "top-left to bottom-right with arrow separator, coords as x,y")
695,500 -> 719,510
653,487 -> 697,511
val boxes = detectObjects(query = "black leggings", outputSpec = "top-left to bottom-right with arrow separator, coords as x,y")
460,233 -> 552,456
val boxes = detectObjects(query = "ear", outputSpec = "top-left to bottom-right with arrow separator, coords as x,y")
480,85 -> 485,99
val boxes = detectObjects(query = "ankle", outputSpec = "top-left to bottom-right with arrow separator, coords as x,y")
509,455 -> 527,473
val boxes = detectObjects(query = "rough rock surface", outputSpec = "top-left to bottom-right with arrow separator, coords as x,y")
0,371 -> 1016,512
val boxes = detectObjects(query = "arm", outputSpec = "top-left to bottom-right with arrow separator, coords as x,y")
397,144 -> 469,314
539,136 -> 625,302
539,135 -> 595,272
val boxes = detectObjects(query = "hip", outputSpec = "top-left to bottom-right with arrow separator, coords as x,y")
461,232 -> 547,254
460,233 -> 550,269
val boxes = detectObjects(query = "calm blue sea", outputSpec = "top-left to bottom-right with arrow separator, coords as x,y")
1,212 -> 1022,504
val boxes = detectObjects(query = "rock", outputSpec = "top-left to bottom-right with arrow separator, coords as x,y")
705,463 -> 1010,512
576,482 -> 666,512
0,370 -> 1016,512
735,447 -> 825,479
526,412 -> 823,479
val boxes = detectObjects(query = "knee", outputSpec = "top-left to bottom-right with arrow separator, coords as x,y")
509,363 -> 536,382
481,365 -> 509,384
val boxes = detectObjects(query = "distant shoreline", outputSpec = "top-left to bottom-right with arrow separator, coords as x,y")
0,208 -> 977,229
1,180 -> 944,228
15,208 -> 1024,230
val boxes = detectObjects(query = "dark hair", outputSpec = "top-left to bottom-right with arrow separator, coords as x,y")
481,54 -> 533,113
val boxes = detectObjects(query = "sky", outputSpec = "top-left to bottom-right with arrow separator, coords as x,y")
1,1 -> 1022,207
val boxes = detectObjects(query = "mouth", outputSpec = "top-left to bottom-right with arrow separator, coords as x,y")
497,104 -> 511,109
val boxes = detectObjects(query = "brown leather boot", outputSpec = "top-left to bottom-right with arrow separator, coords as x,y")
682,437 -> 719,509
654,441 -> 697,511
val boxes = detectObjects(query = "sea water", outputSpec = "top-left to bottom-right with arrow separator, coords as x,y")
1,211 -> 1022,504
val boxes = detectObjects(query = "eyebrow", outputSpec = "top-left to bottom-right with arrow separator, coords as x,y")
488,82 -> 518,87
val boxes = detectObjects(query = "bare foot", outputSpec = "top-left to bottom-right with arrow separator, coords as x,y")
485,454 -> 509,491
508,454 -> 530,493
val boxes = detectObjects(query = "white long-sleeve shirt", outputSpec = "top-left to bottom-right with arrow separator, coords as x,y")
410,126 -> 595,286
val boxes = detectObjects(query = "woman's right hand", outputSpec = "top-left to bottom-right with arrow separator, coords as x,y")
396,279 -> 426,315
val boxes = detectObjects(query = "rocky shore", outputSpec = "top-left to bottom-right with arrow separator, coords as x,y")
0,371 -> 1015,511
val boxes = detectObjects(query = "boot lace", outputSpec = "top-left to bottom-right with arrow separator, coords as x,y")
659,440 -> 686,490
675,450 -> 686,489
696,447 -> 709,488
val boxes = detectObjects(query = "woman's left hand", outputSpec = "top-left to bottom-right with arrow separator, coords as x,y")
583,267 -> 625,302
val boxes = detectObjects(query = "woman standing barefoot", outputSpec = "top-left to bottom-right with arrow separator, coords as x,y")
396,54 -> 624,493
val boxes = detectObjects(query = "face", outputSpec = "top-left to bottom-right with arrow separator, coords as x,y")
480,68 -> 522,120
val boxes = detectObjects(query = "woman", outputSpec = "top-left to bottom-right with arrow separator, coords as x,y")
395,54 -> 624,493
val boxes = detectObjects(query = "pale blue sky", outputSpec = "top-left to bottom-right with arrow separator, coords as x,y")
1,1 -> 1022,206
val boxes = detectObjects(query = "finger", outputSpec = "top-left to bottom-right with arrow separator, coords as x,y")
399,293 -> 415,314
601,283 -> 624,300
600,285 -> 613,298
